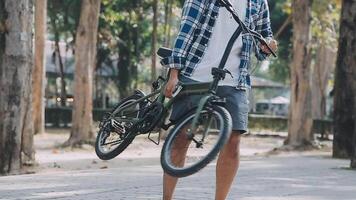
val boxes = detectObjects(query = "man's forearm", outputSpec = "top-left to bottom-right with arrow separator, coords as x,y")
169,69 -> 179,80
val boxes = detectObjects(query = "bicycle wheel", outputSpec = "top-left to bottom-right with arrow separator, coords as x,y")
161,105 -> 232,177
95,94 -> 145,160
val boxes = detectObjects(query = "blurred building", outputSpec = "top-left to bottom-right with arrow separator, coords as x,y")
255,96 -> 289,116
250,76 -> 290,116
44,40 -> 119,108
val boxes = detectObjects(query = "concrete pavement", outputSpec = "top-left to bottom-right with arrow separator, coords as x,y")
0,153 -> 355,200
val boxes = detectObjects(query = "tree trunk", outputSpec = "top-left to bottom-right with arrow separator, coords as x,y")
312,45 -> 335,120
274,15 -> 292,39
66,0 -> 101,146
151,0 -> 158,82
165,0 -> 173,47
133,5 -> 143,88
117,22 -> 132,99
117,41 -> 131,98
161,0 -> 173,77
352,119 -> 356,168
33,0 -> 47,135
54,40 -> 67,107
333,0 -> 356,162
312,44 -> 336,139
285,0 -> 314,148
0,0 -> 34,175
164,0 -> 170,45
49,10 -> 67,107
164,0 -> 173,47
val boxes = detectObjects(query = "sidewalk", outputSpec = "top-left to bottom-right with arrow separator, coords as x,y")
0,152 -> 355,200
31,131 -> 286,173
1,131 -> 355,200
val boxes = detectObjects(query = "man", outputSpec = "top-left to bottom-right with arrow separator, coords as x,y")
161,0 -> 277,199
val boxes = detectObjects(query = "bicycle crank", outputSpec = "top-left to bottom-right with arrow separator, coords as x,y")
111,119 -> 126,134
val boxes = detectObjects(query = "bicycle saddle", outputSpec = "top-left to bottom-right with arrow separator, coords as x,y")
157,47 -> 172,58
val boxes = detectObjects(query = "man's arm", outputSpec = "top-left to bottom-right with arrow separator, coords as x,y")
255,0 -> 277,60
164,69 -> 180,98
160,0 -> 206,70
162,0 -> 207,97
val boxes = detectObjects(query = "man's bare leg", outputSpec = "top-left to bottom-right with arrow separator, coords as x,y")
163,173 -> 179,200
215,131 -> 241,200
163,128 -> 190,200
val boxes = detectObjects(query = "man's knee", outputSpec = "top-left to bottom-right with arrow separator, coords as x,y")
221,132 -> 241,159
228,131 -> 241,147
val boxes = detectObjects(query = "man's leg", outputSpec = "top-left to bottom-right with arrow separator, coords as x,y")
215,131 -> 241,200
163,173 -> 178,200
163,127 -> 191,200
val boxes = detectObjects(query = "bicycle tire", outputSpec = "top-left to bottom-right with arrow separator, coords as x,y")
95,94 -> 144,160
161,105 -> 232,177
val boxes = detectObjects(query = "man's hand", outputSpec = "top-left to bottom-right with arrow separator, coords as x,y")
260,39 -> 278,55
164,69 -> 179,98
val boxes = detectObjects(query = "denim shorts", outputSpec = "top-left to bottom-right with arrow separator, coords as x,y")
170,76 -> 249,133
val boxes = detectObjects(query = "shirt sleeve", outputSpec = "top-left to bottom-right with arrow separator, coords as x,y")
254,0 -> 274,61
160,0 -> 205,70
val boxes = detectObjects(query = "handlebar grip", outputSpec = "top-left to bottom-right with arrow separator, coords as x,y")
265,44 -> 277,58
258,37 -> 277,58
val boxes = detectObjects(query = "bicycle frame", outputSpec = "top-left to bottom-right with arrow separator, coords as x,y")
110,77 -> 214,131
108,0 -> 277,139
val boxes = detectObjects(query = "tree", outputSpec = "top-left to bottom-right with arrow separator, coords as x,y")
65,0 -> 101,146
333,0 -> 356,166
311,46 -> 335,120
267,0 -> 293,84
0,0 -> 34,174
311,0 -> 340,129
93,0 -> 186,98
33,0 -> 47,135
151,0 -> 158,82
47,1 -> 82,107
285,0 -> 314,147
48,2 -> 68,107
99,0 -> 151,98
163,0 -> 174,47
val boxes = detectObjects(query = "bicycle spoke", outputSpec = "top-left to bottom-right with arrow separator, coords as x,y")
103,139 -> 122,146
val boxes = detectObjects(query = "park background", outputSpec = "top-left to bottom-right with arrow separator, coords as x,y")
0,0 -> 356,199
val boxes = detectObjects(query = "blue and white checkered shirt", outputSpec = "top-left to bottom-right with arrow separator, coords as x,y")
161,0 -> 273,89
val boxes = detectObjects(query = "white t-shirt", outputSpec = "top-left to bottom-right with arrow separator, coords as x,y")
189,0 -> 247,86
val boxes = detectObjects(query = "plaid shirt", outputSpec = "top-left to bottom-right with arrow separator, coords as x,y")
161,0 -> 273,89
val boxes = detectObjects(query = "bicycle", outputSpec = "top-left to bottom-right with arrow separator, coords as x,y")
95,0 -> 277,178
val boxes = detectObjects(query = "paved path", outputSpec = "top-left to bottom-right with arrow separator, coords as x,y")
0,153 -> 355,200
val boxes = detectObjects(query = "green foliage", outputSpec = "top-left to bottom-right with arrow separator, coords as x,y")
265,0 -> 292,83
47,0 -> 169,98
97,0 -> 184,97
263,0 -> 341,84
98,0 -> 156,97
311,0 -> 341,47
46,0 -> 342,96
268,40 -> 292,83
47,0 -> 81,47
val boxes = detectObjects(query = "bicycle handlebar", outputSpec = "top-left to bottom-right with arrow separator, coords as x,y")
247,30 -> 278,57
218,0 -> 277,57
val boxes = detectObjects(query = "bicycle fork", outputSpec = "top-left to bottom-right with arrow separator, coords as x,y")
186,95 -> 214,148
